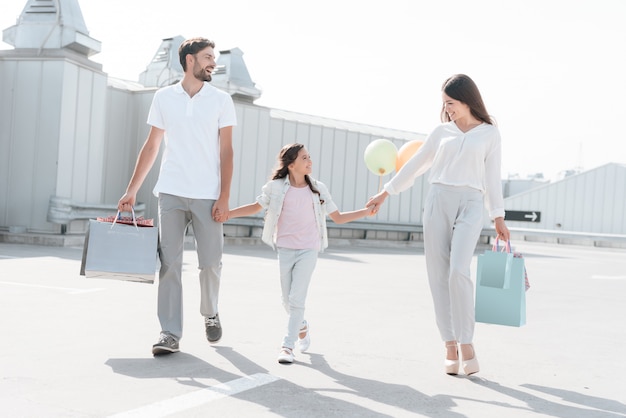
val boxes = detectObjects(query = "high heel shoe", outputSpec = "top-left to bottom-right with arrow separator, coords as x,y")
445,342 -> 460,375
461,344 -> 480,375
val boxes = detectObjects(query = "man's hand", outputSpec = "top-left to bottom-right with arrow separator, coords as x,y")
212,196 -> 229,223
118,192 -> 136,213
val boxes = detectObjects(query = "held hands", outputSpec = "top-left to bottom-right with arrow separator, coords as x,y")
212,197 -> 230,223
213,210 -> 229,223
366,191 -> 389,216
363,205 -> 377,217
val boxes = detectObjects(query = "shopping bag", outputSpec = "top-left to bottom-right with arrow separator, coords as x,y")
513,251 -> 531,291
475,239 -> 526,327
80,212 -> 158,284
96,213 -> 154,227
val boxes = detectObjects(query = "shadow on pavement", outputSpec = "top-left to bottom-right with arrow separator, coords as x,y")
214,346 -> 412,418
468,379 -> 626,417
300,352 -> 463,417
522,383 -> 626,416
105,352 -> 242,389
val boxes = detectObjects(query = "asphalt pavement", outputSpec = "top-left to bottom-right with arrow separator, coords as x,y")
1,238 -> 625,417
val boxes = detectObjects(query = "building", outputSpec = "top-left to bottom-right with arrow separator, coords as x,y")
1,0 -> 624,248
0,0 -> 427,243
503,163 -> 626,245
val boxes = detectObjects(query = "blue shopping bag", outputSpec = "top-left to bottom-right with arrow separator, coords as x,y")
475,240 -> 526,327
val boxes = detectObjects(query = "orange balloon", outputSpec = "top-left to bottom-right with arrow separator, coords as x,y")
395,140 -> 423,172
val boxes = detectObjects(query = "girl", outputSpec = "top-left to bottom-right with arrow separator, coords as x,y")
367,74 -> 510,375
227,143 -> 374,364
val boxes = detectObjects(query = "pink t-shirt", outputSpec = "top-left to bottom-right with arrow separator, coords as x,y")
276,186 -> 320,250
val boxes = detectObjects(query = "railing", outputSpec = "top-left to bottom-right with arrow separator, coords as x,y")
503,227 -> 626,248
47,196 -> 146,234
224,216 -> 626,248
225,216 -> 489,242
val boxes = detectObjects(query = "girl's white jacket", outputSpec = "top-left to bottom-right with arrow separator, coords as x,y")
256,177 -> 339,252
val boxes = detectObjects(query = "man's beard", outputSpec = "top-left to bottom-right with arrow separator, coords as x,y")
193,65 -> 212,82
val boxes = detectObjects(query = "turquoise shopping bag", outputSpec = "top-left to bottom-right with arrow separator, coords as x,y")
475,240 -> 526,327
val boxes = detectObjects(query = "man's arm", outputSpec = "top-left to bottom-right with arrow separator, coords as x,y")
118,126 -> 164,212
213,125 -> 234,222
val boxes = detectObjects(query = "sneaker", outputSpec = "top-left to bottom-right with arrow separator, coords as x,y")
297,320 -> 310,352
205,313 -> 222,344
152,333 -> 179,355
277,347 -> 294,364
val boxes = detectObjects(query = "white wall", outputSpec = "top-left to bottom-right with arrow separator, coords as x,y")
504,163 -> 626,234
101,85 -> 157,220
228,102 -> 431,228
0,50 -> 107,233
6,51 -> 622,238
108,98 -> 431,231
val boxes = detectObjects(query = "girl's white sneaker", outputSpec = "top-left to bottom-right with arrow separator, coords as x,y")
277,347 -> 294,364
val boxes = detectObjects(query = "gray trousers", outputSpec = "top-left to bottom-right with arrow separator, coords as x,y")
423,184 -> 484,344
157,193 -> 223,340
277,248 -> 318,349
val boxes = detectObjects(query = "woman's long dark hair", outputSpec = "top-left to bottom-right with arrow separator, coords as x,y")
440,74 -> 494,125
272,143 -> 322,201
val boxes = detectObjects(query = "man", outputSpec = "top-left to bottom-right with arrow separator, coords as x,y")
118,37 -> 237,355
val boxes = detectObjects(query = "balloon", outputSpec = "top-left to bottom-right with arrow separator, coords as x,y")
395,140 -> 423,172
364,139 -> 398,176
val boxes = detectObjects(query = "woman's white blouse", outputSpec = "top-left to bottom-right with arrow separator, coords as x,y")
384,122 -> 505,219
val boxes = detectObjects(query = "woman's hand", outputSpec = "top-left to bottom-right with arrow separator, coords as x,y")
366,191 -> 389,215
494,217 -> 510,242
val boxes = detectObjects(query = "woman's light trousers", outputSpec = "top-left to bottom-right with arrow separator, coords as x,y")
423,184 -> 484,344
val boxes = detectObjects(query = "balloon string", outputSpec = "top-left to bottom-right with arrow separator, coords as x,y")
377,168 -> 386,192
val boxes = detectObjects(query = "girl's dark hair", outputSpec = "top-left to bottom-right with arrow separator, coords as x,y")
440,74 -> 494,125
178,37 -> 215,71
272,143 -> 322,201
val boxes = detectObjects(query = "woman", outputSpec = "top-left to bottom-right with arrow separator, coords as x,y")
228,143 -> 374,364
367,74 -> 510,375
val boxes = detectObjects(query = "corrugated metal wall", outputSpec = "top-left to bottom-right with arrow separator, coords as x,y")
101,86 -> 158,221
0,53 -> 107,233
8,53 -> 623,238
504,163 -> 626,234
102,97 -> 431,231
229,102 -> 431,229
58,113 -> 626,238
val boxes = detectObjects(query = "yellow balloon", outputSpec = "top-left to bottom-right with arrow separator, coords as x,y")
364,139 -> 398,176
395,140 -> 423,172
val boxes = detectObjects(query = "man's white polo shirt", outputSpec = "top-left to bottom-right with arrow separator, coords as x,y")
148,81 -> 237,200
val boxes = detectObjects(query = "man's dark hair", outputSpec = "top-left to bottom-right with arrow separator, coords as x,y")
179,37 -> 215,71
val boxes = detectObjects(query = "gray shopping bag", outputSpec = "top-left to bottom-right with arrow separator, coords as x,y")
475,242 -> 526,327
81,219 -> 158,283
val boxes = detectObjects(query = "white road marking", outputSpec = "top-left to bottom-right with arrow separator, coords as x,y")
108,373 -> 280,418
591,275 -> 626,280
0,281 -> 104,294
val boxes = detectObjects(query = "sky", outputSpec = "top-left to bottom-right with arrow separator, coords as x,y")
2,0 -> 625,181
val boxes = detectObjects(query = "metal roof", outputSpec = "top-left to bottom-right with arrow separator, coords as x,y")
270,109 -> 427,141
2,0 -> 100,56
138,36 -> 185,88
